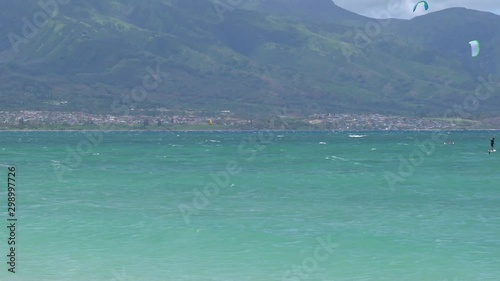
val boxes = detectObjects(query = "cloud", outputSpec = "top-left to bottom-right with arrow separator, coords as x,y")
334,0 -> 500,19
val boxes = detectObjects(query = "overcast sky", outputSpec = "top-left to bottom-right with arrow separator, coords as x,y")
334,0 -> 500,19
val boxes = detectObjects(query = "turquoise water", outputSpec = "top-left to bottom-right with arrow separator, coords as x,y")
1,131 -> 499,281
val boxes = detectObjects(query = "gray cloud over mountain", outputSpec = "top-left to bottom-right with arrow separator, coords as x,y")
334,0 -> 500,19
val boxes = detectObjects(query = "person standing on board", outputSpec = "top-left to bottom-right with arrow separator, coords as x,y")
489,137 -> 495,155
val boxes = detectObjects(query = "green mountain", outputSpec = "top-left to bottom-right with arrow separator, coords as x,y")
0,0 -> 499,118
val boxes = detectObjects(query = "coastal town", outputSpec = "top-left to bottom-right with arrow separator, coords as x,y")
0,110 -> 496,130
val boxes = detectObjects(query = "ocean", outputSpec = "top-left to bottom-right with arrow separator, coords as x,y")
1,131 -> 499,281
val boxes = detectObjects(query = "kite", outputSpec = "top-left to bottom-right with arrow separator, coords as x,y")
469,40 -> 480,57
413,1 -> 429,12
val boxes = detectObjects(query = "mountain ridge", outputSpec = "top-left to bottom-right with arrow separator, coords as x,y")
0,0 -> 499,119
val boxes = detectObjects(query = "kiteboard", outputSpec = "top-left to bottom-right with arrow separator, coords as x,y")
488,149 -> 496,154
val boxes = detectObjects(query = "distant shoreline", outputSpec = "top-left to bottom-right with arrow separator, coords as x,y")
1,129 -> 499,132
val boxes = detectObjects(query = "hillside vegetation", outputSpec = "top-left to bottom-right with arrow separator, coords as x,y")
0,0 -> 499,118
